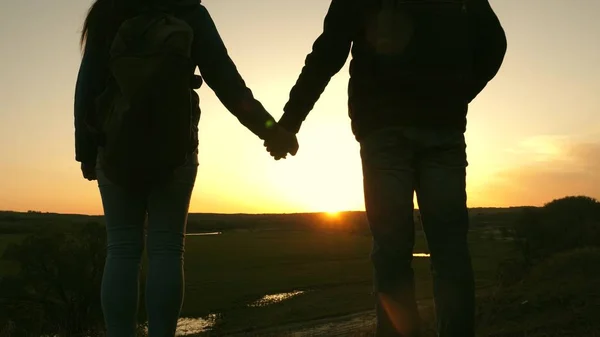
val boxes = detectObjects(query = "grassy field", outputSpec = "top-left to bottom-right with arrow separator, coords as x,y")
0,234 -> 25,276
2,200 -> 598,336
174,229 -> 513,333
0,211 -> 515,335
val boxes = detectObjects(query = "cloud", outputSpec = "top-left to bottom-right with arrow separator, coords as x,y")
473,136 -> 600,206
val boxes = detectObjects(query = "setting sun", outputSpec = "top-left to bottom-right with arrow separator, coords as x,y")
325,211 -> 340,218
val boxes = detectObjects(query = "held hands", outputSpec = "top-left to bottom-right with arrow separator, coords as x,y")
263,123 -> 299,160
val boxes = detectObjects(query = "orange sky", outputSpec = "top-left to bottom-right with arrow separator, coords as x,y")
0,0 -> 599,215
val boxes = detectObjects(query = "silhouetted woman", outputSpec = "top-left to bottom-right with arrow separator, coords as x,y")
75,0 -> 295,336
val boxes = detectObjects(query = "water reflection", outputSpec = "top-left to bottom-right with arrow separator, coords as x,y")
248,290 -> 305,307
186,232 -> 222,236
175,315 -> 217,336
413,253 -> 431,257
143,315 -> 218,336
161,291 -> 304,335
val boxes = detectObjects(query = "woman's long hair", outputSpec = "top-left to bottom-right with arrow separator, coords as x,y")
80,0 -> 143,50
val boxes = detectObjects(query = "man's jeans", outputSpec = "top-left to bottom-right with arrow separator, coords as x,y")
360,127 -> 475,337
96,153 -> 198,337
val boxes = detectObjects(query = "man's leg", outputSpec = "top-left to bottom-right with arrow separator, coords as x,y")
413,129 -> 475,337
360,128 -> 420,337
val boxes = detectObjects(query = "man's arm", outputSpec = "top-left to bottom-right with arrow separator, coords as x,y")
193,5 -> 276,140
279,0 -> 358,133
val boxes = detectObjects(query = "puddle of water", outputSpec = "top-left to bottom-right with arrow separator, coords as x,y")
175,315 -> 218,336
141,315 -> 218,336
186,232 -> 222,236
413,253 -> 431,257
248,290 -> 305,307
144,291 -> 304,335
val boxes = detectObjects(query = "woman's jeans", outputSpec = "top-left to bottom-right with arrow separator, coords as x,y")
97,154 -> 198,337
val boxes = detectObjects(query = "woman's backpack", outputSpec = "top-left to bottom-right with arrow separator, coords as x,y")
92,6 -> 198,192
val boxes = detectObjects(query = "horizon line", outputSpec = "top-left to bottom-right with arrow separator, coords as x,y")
0,205 -> 537,217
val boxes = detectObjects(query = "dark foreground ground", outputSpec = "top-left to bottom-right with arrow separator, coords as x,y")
1,208 -> 598,336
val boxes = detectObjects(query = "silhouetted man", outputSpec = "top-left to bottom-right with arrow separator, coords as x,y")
273,0 -> 507,336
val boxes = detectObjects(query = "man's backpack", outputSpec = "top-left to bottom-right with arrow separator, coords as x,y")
364,0 -> 474,94
92,6 -> 199,192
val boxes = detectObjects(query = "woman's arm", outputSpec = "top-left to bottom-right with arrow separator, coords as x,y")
74,37 -> 109,164
191,5 -> 276,140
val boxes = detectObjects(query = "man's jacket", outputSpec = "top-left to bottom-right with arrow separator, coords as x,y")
279,0 -> 507,140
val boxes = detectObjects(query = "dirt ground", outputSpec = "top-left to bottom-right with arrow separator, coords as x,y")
227,300 -> 436,337
225,311 -> 377,337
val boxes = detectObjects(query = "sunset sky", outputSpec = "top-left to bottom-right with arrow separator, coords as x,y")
0,0 -> 599,215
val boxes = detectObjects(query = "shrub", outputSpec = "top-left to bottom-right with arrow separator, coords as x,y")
0,222 -> 106,336
477,248 -> 600,336
509,196 -> 600,265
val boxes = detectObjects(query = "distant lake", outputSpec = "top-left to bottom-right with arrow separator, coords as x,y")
184,232 -> 431,258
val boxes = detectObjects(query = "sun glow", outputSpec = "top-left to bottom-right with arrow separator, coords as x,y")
325,211 -> 340,218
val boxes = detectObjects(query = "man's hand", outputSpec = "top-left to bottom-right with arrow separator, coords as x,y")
263,124 -> 299,160
81,162 -> 97,181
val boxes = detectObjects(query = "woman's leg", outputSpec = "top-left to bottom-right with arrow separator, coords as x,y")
97,167 -> 147,337
145,159 -> 198,337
